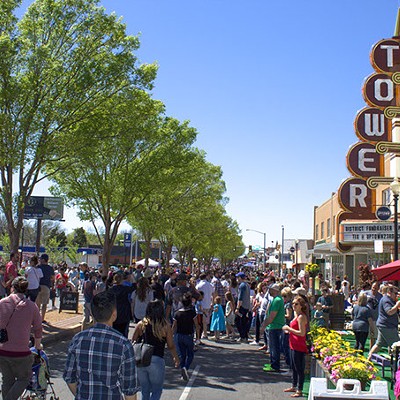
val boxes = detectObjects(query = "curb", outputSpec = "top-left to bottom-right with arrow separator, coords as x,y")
42,324 -> 81,346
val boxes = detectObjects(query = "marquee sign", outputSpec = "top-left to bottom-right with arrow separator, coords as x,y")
341,222 -> 400,243
337,28 -> 400,249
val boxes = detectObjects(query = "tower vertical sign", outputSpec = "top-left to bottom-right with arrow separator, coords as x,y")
337,36 -> 400,250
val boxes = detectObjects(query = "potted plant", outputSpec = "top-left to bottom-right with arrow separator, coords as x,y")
330,355 -> 377,390
305,263 -> 320,296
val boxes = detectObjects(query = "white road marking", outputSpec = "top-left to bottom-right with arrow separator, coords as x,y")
179,365 -> 201,400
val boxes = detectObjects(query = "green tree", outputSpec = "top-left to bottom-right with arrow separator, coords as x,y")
71,227 -> 87,248
50,87 -> 197,271
0,0 -> 156,252
46,224 -> 67,247
127,150 -> 221,267
45,237 -> 65,264
64,241 -> 80,266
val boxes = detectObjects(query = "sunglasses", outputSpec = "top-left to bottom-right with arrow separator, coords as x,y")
293,302 -> 299,306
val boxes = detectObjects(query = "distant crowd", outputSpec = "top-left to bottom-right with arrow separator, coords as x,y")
1,252 -> 398,400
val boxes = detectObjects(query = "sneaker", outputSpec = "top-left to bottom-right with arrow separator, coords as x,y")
240,338 -> 248,343
249,341 -> 259,346
181,367 -> 189,381
258,345 -> 268,351
195,339 -> 201,345
263,365 -> 280,373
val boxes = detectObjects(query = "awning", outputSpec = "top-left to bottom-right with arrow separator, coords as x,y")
371,260 -> 400,281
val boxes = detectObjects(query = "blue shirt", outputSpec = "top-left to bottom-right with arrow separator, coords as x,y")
63,323 -> 138,400
238,282 -> 250,310
377,295 -> 398,329
352,305 -> 371,332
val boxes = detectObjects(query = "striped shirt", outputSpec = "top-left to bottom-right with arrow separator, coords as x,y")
63,323 -> 138,399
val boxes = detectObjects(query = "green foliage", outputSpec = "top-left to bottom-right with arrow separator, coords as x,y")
0,0 -> 156,251
64,241 -> 80,266
71,227 -> 87,248
45,237 -> 65,264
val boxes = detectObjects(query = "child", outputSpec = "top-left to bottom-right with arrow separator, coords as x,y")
195,291 -> 204,345
313,302 -> 326,327
225,291 -> 235,338
210,296 -> 226,341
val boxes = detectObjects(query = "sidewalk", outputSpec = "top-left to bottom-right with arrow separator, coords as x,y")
41,309 -> 83,346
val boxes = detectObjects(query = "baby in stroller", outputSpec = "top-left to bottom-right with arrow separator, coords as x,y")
20,347 -> 59,400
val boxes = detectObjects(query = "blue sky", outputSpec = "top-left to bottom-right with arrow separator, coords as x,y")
22,0 -> 400,248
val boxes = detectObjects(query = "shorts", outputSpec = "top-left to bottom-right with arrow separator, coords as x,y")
202,309 -> 211,325
36,285 -> 50,305
376,326 -> 400,348
369,322 -> 378,339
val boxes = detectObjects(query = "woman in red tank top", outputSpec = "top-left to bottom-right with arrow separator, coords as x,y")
282,295 -> 308,398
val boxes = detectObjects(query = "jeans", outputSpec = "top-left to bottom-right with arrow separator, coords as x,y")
255,313 -> 267,344
137,355 -> 165,400
290,349 -> 306,391
0,354 -> 33,400
281,332 -> 291,366
176,333 -> 195,369
268,329 -> 282,370
82,302 -> 92,324
235,307 -> 249,339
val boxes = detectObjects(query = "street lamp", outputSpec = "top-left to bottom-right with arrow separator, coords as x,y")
391,178 -> 400,261
246,229 -> 266,269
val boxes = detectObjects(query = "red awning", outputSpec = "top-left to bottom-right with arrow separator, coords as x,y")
371,260 -> 400,281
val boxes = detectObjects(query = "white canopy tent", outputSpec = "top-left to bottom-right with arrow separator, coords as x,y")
136,258 -> 159,267
169,258 -> 180,265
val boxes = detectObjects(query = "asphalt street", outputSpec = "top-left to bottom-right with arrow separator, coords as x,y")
23,326 -> 293,400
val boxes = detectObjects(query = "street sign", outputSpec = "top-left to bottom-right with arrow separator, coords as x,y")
290,246 -> 295,253
374,240 -> 384,253
23,196 -> 64,220
376,206 -> 391,221
124,233 -> 132,248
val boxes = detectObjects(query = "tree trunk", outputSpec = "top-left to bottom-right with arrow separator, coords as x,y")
165,243 -> 172,270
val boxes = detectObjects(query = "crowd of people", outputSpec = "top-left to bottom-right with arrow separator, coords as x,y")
1,251 -> 400,399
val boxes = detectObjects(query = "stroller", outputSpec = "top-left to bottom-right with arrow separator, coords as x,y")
20,347 -> 59,400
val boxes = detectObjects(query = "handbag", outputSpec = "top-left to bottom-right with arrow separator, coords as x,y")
0,298 -> 24,343
0,328 -> 8,343
133,325 -> 154,367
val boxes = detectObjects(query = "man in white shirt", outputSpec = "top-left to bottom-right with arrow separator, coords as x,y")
25,256 -> 43,302
196,273 -> 214,339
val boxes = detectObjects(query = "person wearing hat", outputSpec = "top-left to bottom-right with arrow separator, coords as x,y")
164,270 -> 178,299
166,273 -> 200,322
35,254 -> 55,323
234,272 -> 251,343
261,283 -> 285,372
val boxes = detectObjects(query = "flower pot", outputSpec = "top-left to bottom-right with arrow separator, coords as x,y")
343,383 -> 354,391
342,381 -> 366,391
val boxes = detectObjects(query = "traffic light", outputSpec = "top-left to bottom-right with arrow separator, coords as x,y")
248,245 -> 252,252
